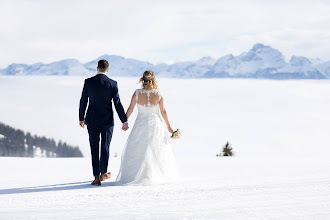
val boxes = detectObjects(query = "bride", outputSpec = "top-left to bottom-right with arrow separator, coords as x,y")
116,70 -> 179,185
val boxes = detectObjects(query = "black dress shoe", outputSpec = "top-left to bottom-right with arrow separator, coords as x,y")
91,177 -> 101,186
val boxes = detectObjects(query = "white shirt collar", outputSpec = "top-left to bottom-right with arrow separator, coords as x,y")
97,72 -> 106,75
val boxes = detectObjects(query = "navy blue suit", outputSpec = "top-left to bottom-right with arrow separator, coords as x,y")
79,73 -> 127,177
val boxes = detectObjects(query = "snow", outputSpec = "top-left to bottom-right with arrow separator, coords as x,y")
0,156 -> 329,219
316,60 -> 330,78
33,59 -> 91,76
0,76 -> 329,218
33,146 -> 47,158
277,56 -> 322,77
0,134 -> 5,139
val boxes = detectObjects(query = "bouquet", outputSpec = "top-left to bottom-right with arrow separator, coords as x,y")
171,129 -> 182,139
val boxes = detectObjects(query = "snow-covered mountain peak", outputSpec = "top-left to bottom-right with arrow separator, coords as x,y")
251,43 -> 269,51
215,54 -> 235,64
289,56 -> 312,66
276,55 -> 325,78
205,44 -> 287,77
95,54 -> 125,62
196,56 -> 216,66
4,63 -> 29,75
23,59 -> 92,75
56,58 -> 81,64
240,43 -> 285,66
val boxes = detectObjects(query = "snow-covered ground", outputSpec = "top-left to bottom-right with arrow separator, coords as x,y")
0,156 -> 329,219
0,76 -> 330,219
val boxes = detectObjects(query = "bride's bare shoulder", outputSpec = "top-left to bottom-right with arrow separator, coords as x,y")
156,89 -> 163,97
135,88 -> 143,93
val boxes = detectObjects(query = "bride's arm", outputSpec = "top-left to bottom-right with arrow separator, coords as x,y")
126,92 -> 136,119
159,95 -> 174,133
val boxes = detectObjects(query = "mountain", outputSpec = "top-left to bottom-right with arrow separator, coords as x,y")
155,56 -> 216,78
273,56 -> 325,79
1,63 -> 30,75
205,44 -> 286,78
1,43 -> 329,79
1,59 -> 92,76
30,59 -> 92,75
85,55 -> 154,76
204,44 -> 325,79
315,61 -> 330,78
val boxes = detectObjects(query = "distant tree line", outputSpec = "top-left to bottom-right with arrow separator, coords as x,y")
0,122 -> 83,157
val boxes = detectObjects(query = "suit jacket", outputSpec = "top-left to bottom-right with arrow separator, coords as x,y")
79,73 -> 127,126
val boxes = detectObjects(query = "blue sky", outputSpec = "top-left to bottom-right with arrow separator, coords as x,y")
1,0 -> 330,67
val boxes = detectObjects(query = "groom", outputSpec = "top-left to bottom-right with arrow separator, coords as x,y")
79,59 -> 128,186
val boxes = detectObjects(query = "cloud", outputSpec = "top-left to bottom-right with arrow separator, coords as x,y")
1,0 -> 330,67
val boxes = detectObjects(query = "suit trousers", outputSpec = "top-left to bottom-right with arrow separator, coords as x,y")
87,124 -> 114,177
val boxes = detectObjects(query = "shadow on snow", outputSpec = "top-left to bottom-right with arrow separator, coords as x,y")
0,181 -> 121,195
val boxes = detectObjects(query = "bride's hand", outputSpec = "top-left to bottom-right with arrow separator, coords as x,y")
167,125 -> 173,133
122,122 -> 129,131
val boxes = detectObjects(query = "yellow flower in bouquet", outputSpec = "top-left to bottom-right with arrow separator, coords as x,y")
171,129 -> 182,139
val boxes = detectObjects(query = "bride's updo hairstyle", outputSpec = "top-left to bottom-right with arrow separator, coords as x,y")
139,70 -> 158,90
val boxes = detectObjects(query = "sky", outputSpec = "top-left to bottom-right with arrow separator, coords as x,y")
1,0 -> 330,68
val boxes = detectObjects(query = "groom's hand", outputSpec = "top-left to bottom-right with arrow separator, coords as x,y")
79,121 -> 85,128
122,122 -> 129,131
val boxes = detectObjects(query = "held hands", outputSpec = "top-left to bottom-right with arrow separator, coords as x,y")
79,121 -> 85,128
80,120 -> 129,131
122,122 -> 129,131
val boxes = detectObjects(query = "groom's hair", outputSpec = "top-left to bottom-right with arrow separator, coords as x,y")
98,60 -> 109,72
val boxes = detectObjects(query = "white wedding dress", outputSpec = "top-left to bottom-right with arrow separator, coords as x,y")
116,89 -> 179,185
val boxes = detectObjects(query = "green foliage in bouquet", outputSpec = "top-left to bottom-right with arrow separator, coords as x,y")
171,129 -> 181,139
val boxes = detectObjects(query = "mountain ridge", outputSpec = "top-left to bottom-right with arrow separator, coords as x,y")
1,44 -> 329,79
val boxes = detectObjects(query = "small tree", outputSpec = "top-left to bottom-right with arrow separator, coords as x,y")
216,141 -> 234,157
222,141 -> 234,156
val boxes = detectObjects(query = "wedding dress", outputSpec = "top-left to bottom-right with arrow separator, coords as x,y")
116,89 -> 179,185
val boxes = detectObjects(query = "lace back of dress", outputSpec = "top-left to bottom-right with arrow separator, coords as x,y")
136,89 -> 161,108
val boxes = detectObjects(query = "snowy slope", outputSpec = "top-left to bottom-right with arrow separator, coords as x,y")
315,61 -> 330,78
0,156 -> 329,219
1,44 -> 330,79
